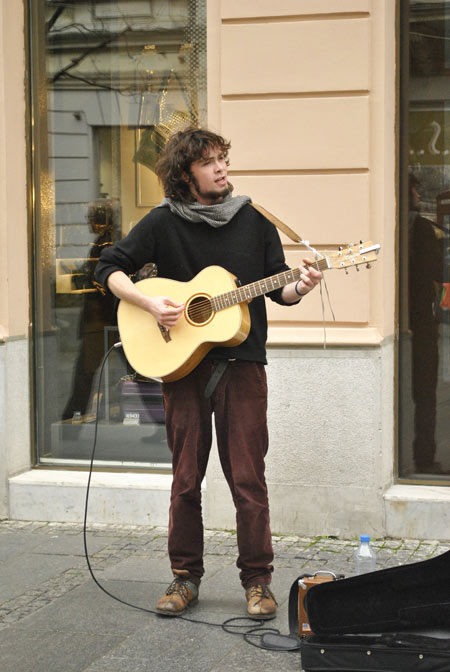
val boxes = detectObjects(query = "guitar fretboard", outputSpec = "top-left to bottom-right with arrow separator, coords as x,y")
211,258 -> 327,312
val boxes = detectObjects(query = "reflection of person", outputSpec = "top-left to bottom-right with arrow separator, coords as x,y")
408,174 -> 444,473
62,199 -> 117,422
96,128 -> 322,619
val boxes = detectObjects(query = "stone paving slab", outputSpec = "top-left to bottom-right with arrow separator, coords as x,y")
84,615 -> 238,672
102,554 -> 232,585
18,580 -> 151,637
0,623 -> 125,672
0,532 -> 50,561
0,552 -> 86,604
1,520 -> 449,672
31,531 -> 123,557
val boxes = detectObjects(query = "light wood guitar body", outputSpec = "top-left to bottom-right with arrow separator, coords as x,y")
117,241 -> 380,382
117,265 -> 250,382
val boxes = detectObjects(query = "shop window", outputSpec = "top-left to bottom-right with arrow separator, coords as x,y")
28,0 -> 206,468
399,0 -> 450,479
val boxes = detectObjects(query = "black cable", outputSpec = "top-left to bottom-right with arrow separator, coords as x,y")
82,342 -> 159,616
82,343 -> 294,650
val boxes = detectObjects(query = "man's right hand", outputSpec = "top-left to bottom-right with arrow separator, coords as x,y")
106,271 -> 184,329
146,296 -> 185,329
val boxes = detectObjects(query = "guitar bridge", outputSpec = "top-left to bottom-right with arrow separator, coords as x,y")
158,322 -> 171,343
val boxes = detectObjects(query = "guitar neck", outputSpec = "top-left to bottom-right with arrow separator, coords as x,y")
211,257 -> 328,312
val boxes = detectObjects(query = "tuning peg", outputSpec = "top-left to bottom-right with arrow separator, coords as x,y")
366,263 -> 372,269
356,266 -> 360,272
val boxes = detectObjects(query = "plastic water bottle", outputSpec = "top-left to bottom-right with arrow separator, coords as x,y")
354,535 -> 377,575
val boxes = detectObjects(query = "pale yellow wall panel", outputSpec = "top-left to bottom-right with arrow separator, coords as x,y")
221,20 -> 369,94
229,174 -> 370,245
266,250 -> 370,324
221,0 -> 370,20
0,1 -> 28,338
222,97 -> 369,170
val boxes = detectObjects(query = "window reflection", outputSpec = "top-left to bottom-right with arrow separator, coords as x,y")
399,1 -> 450,479
30,0 -> 206,467
60,197 -> 118,423
407,174 -> 446,474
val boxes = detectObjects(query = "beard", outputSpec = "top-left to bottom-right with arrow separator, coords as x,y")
190,176 -> 231,203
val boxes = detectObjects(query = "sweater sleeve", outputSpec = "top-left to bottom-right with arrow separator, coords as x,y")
263,218 -> 301,306
95,213 -> 156,290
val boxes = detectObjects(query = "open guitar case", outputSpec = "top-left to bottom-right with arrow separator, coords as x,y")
298,549 -> 450,671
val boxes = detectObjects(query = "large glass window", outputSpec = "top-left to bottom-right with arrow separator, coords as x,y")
29,0 -> 206,468
399,0 -> 450,480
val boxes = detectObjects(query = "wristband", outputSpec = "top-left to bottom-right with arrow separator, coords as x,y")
295,280 -> 307,297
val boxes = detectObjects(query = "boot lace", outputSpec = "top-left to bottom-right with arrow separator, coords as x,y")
165,577 -> 191,601
247,585 -> 278,606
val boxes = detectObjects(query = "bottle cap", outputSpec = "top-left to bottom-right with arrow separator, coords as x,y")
360,534 -> 370,542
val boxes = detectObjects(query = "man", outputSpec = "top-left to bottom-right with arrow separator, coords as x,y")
96,127 -> 321,619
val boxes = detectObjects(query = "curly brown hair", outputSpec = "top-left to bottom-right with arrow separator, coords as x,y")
155,127 -> 231,202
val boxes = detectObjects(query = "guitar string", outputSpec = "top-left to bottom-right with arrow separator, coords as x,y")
186,274 -> 322,320
186,283 -> 288,320
308,250 -> 336,348
163,249 -> 359,322
185,262 -> 329,321
185,268 -> 308,320
184,249 -> 357,322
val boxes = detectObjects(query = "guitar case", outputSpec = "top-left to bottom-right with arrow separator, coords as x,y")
300,549 -> 450,671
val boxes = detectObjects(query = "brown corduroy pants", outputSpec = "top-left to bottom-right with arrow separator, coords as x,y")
162,359 -> 274,588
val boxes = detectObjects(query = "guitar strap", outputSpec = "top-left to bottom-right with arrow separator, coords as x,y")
204,360 -> 228,399
250,203 -> 303,244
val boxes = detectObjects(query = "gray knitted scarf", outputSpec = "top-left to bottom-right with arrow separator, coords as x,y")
157,192 -> 251,227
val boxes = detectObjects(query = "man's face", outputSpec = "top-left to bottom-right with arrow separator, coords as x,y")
187,145 -> 229,204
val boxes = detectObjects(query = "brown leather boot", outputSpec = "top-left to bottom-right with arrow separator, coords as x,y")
245,584 -> 277,620
156,569 -> 199,616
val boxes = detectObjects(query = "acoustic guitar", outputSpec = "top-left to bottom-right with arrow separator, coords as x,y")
117,241 -> 380,382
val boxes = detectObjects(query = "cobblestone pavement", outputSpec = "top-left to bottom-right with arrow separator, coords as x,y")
1,520 -> 448,671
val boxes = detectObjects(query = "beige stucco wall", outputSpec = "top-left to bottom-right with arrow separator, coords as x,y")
207,0 -> 396,346
0,0 -> 29,341
0,0 -> 31,519
204,0 -> 397,535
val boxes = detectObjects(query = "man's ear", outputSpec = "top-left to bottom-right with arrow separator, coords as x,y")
181,171 -> 190,184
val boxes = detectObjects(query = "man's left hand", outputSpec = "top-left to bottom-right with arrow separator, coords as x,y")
281,257 -> 322,304
296,257 -> 322,295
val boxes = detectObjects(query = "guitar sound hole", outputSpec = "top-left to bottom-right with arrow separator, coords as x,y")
187,295 -> 213,325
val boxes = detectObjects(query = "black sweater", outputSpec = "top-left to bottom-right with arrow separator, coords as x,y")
95,203 -> 296,363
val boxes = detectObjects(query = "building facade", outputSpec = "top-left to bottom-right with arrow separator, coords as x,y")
1,0 -> 449,539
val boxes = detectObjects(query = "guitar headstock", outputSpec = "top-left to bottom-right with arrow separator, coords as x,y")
323,241 -> 381,272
